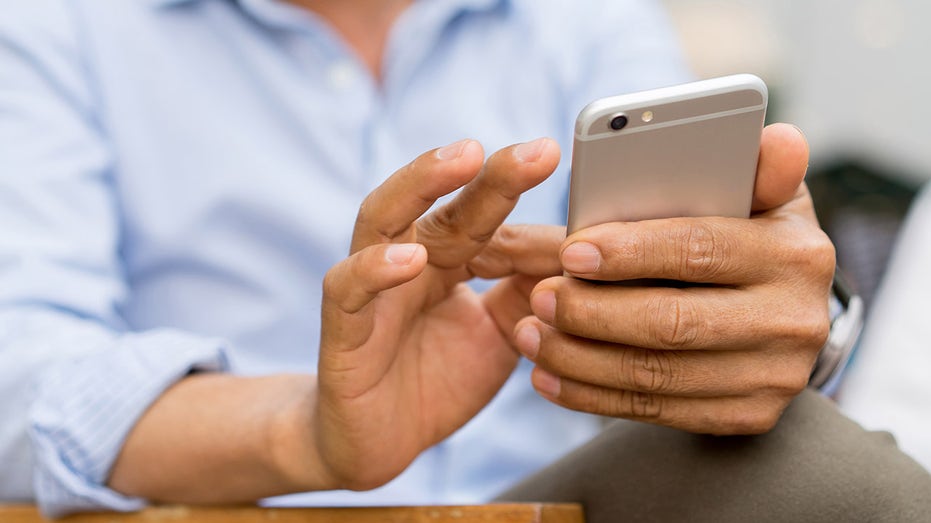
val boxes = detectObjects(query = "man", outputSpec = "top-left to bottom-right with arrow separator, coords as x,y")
0,0 -> 928,521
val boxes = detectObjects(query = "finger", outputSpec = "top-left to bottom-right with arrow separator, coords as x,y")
482,274 -> 541,345
752,124 -> 810,212
417,137 -> 560,268
530,367 -> 793,435
513,318 -> 813,397
561,202 -> 835,284
350,139 -> 485,253
560,216 -> 770,284
528,277 -> 830,352
321,243 -> 428,352
467,224 -> 566,279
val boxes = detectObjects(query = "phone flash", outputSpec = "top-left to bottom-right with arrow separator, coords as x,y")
641,110 -> 654,123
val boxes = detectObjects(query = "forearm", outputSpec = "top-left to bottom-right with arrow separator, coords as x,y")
107,373 -> 332,503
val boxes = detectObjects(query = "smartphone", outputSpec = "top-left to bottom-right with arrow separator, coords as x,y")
566,74 -> 767,234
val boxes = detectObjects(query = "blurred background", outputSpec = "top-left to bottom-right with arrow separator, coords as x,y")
662,0 -> 928,306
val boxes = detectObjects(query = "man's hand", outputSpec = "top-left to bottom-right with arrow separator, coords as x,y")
312,138 -> 564,490
107,139 -> 565,502
513,124 -> 835,435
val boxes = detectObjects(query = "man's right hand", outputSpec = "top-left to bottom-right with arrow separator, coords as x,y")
108,138 -> 564,502
304,138 -> 564,491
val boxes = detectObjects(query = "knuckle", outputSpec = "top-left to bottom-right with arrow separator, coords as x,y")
422,203 -> 462,237
475,224 -> 525,272
567,386 -> 666,423
621,349 -> 677,394
808,234 -> 837,280
356,192 -> 407,241
731,416 -> 773,436
676,222 -> 728,281
564,383 -> 603,414
611,226 -> 648,271
726,404 -> 782,435
808,315 -> 832,351
754,405 -> 785,434
354,195 -> 375,229
467,246 -> 511,278
647,294 -> 702,349
322,264 -> 365,315
782,228 -> 837,283
625,390 -> 664,419
762,358 -> 812,397
322,253 -> 379,314
467,227 -> 497,245
478,163 -> 523,201
815,246 -> 838,284
786,310 -> 831,353
556,292 -> 605,332
420,204 -> 495,246
321,267 -> 342,299
491,223 -> 523,249
779,368 -> 811,397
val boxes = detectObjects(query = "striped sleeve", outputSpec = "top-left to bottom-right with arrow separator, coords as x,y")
29,328 -> 229,517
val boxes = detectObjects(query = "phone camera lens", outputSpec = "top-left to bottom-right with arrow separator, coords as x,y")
609,114 -> 628,131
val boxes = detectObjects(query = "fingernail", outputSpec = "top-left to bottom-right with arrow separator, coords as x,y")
531,290 -> 556,323
385,244 -> 419,264
790,124 -> 809,146
533,368 -> 561,398
514,324 -> 540,359
514,137 -> 547,163
435,139 -> 469,161
562,242 -> 601,274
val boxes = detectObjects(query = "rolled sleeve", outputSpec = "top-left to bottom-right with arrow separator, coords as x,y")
0,1 -> 229,516
29,329 -> 229,517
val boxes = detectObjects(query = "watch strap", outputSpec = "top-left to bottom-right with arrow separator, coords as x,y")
809,270 -> 864,391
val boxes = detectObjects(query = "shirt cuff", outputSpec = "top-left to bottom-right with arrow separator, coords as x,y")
29,329 -> 229,518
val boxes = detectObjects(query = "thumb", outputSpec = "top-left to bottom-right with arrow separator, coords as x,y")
752,123 -> 810,212
320,243 -> 427,354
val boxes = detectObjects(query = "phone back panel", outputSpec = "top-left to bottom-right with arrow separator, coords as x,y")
567,75 -> 767,233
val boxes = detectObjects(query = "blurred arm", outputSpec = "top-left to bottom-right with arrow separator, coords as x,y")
0,3 -> 232,516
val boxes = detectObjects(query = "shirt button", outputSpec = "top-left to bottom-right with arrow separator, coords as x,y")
327,61 -> 357,90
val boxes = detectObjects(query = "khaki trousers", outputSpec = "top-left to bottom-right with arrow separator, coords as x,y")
498,390 -> 931,522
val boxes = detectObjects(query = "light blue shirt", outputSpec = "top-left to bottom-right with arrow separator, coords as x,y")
0,0 -> 688,516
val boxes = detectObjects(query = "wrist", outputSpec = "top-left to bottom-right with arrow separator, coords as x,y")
266,374 -> 339,493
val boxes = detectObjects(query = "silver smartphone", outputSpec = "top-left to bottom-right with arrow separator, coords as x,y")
566,74 -> 767,234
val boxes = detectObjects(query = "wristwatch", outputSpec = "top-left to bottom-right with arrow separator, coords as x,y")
808,271 -> 864,391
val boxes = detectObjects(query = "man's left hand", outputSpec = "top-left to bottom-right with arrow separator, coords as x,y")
513,124 -> 835,435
